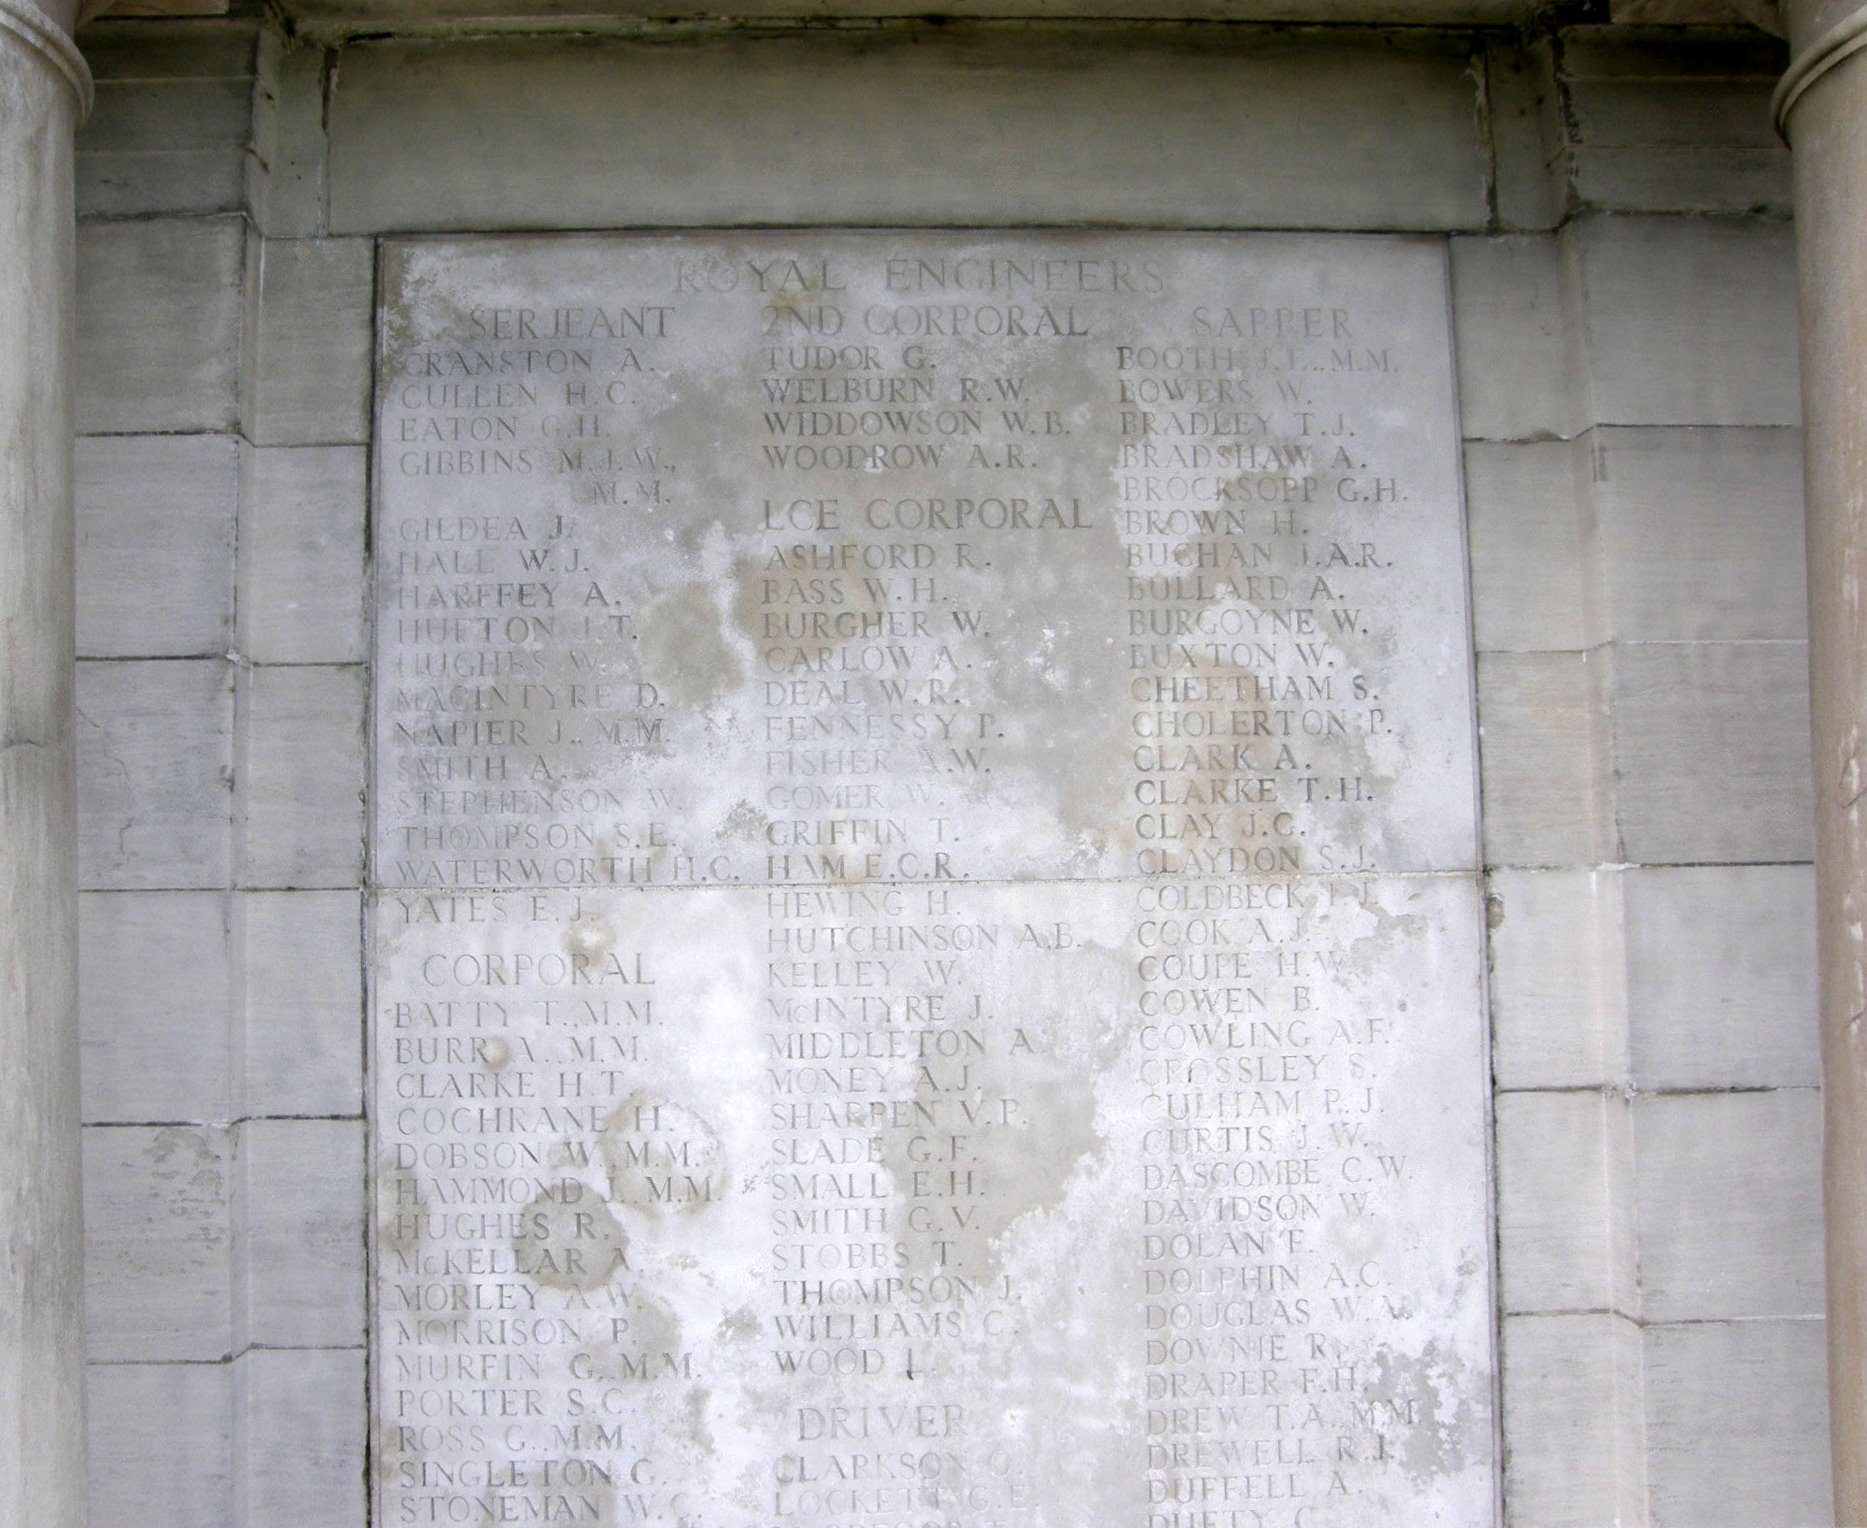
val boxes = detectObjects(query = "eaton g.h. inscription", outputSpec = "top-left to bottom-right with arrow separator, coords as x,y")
372,234 -> 1494,1527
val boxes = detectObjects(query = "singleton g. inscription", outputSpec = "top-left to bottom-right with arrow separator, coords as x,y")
372,233 -> 1495,1528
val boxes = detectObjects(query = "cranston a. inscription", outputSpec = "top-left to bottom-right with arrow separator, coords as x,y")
373,234 -> 1494,1527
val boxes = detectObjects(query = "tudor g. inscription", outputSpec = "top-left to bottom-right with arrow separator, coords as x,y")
372,234 -> 1495,1527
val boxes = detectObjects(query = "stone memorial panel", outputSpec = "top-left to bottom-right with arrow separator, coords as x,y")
372,233 -> 1495,1527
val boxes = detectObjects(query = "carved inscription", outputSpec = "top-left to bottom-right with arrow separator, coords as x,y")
374,234 -> 1493,1526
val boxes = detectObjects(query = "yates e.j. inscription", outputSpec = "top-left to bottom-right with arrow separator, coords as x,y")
371,233 -> 1495,1528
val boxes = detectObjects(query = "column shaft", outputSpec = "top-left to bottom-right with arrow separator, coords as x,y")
0,5 -> 86,1526
1782,30 -> 1867,1524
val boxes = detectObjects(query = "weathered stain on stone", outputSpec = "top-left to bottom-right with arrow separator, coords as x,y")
600,1093 -> 725,1214
634,581 -> 742,711
513,1183 -> 630,1290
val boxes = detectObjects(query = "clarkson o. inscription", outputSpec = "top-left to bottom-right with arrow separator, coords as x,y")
372,234 -> 1496,1527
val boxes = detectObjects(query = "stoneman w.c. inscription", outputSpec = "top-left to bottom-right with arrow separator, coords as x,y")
371,233 -> 1495,1527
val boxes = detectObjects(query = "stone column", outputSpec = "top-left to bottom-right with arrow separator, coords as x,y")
1775,2 -> 1867,1518
0,2 -> 88,1526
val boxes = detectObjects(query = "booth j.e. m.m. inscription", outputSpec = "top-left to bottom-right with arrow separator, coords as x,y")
372,234 -> 1495,1527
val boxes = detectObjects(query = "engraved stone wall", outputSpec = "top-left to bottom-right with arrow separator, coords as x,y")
372,232 -> 1494,1526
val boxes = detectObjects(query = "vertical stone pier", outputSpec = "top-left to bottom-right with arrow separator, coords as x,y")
0,2 -> 88,1524
1779,3 -> 1867,1516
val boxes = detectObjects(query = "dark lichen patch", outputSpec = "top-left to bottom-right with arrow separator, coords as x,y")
634,581 -> 742,711
601,1093 -> 726,1214
513,1183 -> 631,1291
376,1155 -> 429,1261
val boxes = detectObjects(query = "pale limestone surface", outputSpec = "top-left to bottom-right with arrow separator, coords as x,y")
75,656 -> 233,889
52,18 -> 1833,1528
237,661 -> 365,887
83,1123 -> 235,1362
372,232 -> 1494,1525
1475,649 -> 1610,868
1568,214 -> 1801,428
1495,1090 -> 1635,1315
238,888 -> 364,1116
1633,1090 -> 1825,1322
238,444 -> 369,664
327,32 -> 1491,235
87,1362 -> 235,1527
1584,425 -> 1807,644
1499,1312 -> 1644,1528
1486,868 -> 1626,1092
1622,864 -> 1819,1091
1642,1319 -> 1831,1527
236,1347 -> 368,1522
0,18 -> 85,1528
376,233 -> 1475,886
1447,237 -> 1578,443
238,1117 -> 366,1347
75,432 -> 238,657
1609,639 -> 1814,863
1462,440 -> 1588,654
79,889 -> 230,1122
241,235 -> 374,445
75,214 -> 243,432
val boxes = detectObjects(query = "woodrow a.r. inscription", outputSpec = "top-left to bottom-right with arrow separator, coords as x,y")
371,233 -> 1496,1527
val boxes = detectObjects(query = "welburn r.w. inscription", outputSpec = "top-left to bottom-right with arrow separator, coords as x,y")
372,234 -> 1495,1527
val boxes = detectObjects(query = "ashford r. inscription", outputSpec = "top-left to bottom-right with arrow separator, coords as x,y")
373,234 -> 1494,1527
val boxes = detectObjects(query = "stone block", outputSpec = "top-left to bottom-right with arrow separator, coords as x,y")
238,445 -> 367,664
1488,868 -> 1627,1090
76,434 -> 238,658
1558,27 -> 1789,76
1568,76 -> 1778,151
1643,1318 -> 1833,1528
1571,147 -> 1793,219
248,32 -> 329,239
1464,439 -> 1585,652
1477,650 -> 1610,867
238,665 -> 365,888
237,1348 -> 367,1524
1564,76 -> 1789,215
238,890 -> 363,1118
77,17 -> 258,217
1566,215 -> 1800,428
76,659 -> 234,891
1585,426 -> 1806,643
327,29 -> 1490,233
237,1120 -> 365,1349
1634,1090 -> 1824,1322
86,1362 -> 231,1528
1449,235 -> 1577,442
1501,1312 -> 1645,1528
83,1124 -> 234,1363
1609,640 -> 1814,865
1496,1089 -> 1634,1315
78,150 -> 248,218
242,237 -> 374,445
78,18 -> 260,81
81,77 -> 253,154
1485,35 -> 1563,232
77,217 -> 244,434
79,890 -> 230,1124
1624,864 -> 1819,1091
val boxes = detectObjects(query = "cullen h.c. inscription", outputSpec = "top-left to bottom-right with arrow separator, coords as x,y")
373,234 -> 1495,1527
